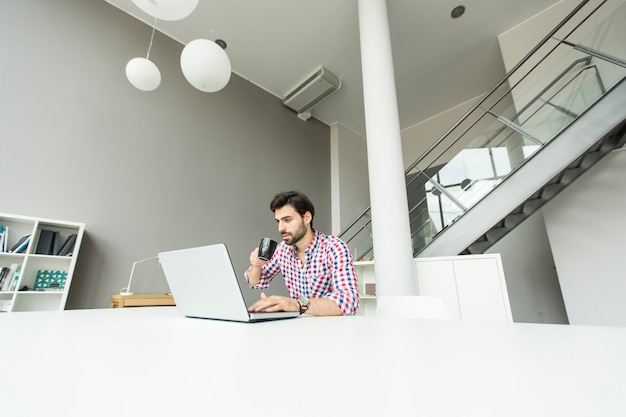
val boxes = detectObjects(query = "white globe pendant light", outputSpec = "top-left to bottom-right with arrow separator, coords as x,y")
131,0 -> 199,21
180,39 -> 231,93
125,57 -> 161,92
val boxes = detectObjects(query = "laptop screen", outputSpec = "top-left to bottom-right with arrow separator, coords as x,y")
158,243 -> 299,322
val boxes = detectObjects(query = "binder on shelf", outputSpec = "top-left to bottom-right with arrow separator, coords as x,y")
34,270 -> 67,291
35,230 -> 58,255
56,234 -> 77,256
10,235 -> 31,253
53,233 -> 62,255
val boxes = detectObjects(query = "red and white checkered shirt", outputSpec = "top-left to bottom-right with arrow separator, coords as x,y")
246,230 -> 360,315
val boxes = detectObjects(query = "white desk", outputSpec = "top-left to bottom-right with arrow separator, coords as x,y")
1,307 -> 625,417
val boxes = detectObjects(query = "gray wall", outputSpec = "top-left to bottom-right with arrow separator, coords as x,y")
0,0 -> 331,308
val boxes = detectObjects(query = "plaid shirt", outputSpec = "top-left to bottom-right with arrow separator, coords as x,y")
246,230 -> 360,315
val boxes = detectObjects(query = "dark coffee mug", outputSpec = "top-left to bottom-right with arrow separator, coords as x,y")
258,237 -> 278,261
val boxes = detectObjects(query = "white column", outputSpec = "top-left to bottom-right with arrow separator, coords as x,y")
357,0 -> 416,295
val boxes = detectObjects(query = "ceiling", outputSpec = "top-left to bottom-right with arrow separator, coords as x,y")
104,0 -> 561,137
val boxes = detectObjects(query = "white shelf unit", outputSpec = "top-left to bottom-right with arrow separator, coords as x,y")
354,260 -> 376,315
0,213 -> 85,313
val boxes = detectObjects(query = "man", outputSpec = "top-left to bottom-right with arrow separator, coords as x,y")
245,191 -> 359,316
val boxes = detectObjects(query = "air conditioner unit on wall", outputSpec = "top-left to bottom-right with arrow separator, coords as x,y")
283,67 -> 341,119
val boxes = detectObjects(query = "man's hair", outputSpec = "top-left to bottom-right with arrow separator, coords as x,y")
270,190 -> 315,227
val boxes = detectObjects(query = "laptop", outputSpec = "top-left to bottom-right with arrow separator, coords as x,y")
158,243 -> 300,322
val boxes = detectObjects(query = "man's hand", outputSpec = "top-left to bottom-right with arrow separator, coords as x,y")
248,292 -> 299,313
247,248 -> 266,287
249,247 -> 266,268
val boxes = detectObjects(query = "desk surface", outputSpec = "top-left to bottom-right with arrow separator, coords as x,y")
1,307 -> 625,417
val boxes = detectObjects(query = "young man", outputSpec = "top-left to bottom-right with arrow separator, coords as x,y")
245,191 -> 360,316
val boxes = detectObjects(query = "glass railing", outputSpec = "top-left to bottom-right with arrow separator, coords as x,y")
340,0 -> 626,259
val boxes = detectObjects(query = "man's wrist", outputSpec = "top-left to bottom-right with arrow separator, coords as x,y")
296,295 -> 309,314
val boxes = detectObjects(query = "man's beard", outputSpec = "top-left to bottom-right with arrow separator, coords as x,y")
283,221 -> 307,245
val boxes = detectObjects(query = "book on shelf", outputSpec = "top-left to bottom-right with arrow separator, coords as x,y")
56,234 -> 77,256
10,234 -> 31,253
8,268 -> 21,291
0,266 -> 10,289
0,225 -> 8,252
35,230 -> 58,255
0,263 -> 20,292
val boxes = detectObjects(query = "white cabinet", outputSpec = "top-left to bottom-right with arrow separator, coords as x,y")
413,259 -> 460,318
353,254 -> 512,322
0,213 -> 85,313
415,254 -> 512,322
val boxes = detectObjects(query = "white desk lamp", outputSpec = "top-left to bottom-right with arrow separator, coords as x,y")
120,256 -> 158,295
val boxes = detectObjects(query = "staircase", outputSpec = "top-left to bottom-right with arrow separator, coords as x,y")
339,0 -> 626,260
421,81 -> 626,257
461,117 -> 626,255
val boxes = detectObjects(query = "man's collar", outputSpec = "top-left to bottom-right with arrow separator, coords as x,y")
304,229 -> 319,253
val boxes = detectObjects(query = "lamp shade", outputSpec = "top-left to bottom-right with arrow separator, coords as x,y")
131,0 -> 199,21
180,39 -> 231,93
125,57 -> 161,92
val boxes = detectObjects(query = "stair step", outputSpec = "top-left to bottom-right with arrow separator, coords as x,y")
540,183 -> 565,200
485,227 -> 508,242
522,198 -> 545,214
505,213 -> 527,229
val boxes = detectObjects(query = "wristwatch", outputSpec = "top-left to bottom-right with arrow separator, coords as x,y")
297,295 -> 309,315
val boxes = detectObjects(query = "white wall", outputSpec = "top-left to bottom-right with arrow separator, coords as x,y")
487,212 -> 568,324
330,123 -> 370,233
543,149 -> 626,326
401,97 -> 479,168
0,0 -> 331,308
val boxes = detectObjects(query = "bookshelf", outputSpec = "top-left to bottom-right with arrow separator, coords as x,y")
353,260 -> 376,315
0,213 -> 85,313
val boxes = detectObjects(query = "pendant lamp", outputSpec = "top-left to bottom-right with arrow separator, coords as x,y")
126,22 -> 161,92
126,57 -> 161,92
180,39 -> 231,93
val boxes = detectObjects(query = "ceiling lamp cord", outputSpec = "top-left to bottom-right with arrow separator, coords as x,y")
146,17 -> 157,60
